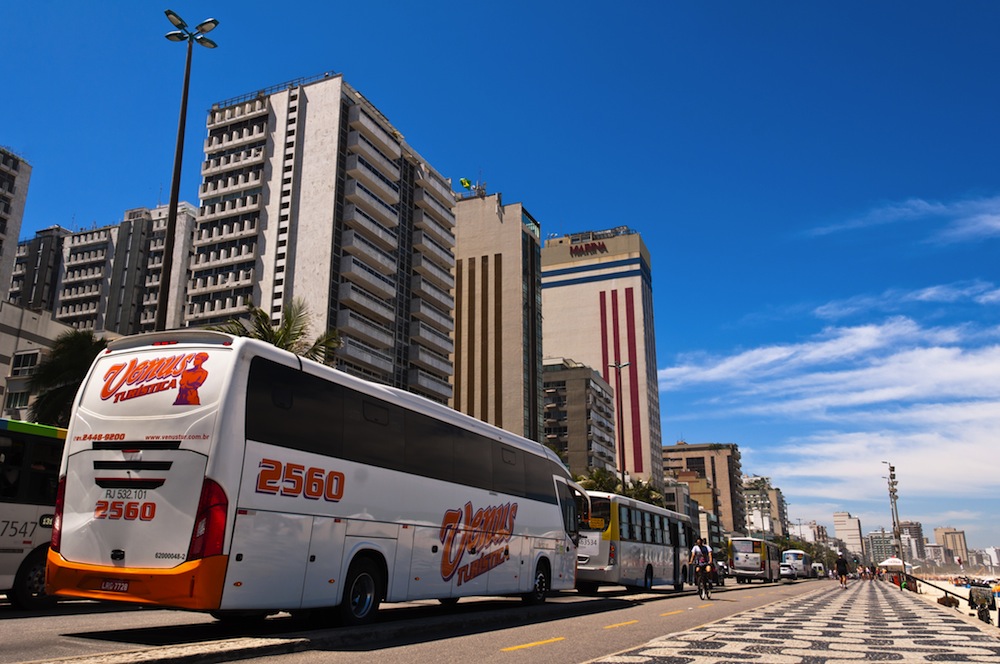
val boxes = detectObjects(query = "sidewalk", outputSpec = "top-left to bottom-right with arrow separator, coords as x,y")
587,580 -> 1000,663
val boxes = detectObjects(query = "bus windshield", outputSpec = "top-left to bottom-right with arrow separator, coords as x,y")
583,495 -> 612,531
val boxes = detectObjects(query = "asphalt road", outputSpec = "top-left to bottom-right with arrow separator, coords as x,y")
0,579 -> 823,664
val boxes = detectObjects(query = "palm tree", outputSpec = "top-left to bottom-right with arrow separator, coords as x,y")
577,467 -> 624,493
209,298 -> 340,365
28,330 -> 108,427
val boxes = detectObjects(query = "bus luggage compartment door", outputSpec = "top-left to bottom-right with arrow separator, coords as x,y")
221,510 -> 310,610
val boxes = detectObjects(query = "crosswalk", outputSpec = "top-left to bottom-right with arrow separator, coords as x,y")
587,580 -> 1000,663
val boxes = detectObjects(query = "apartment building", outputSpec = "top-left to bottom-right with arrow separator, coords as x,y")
189,72 -> 455,402
452,193 -> 543,439
541,357 -> 617,477
0,148 -> 31,302
662,441 -> 746,535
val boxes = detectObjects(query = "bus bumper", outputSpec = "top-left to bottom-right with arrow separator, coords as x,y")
46,549 -> 228,610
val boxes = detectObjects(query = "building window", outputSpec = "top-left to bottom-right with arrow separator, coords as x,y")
4,391 -> 29,410
11,351 -> 39,377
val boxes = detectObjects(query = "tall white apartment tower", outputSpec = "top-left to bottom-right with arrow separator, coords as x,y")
189,73 -> 456,402
541,227 -> 664,490
0,148 -> 31,302
833,511 -> 865,559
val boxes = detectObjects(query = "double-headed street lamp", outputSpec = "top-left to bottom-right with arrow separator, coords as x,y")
609,361 -> 629,493
155,9 -> 219,331
882,460 -> 905,580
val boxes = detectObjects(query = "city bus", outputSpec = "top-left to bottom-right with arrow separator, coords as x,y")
728,537 -> 781,583
782,549 -> 815,579
575,491 -> 692,593
46,330 -> 586,623
0,418 -> 66,609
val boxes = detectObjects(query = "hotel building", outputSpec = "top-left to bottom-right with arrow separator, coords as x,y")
541,227 -> 664,490
189,72 -> 456,402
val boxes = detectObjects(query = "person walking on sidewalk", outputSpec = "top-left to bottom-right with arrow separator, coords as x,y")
835,553 -> 850,588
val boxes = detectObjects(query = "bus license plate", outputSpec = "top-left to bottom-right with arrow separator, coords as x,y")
100,579 -> 129,593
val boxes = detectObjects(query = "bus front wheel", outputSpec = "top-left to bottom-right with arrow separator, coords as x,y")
522,560 -> 550,605
338,558 -> 384,625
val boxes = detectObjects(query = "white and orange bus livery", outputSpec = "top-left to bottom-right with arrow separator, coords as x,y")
47,331 -> 585,623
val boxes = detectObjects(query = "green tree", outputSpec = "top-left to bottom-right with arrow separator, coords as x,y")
28,330 -> 108,427
576,467 -> 622,493
624,478 -> 665,507
209,298 -> 340,364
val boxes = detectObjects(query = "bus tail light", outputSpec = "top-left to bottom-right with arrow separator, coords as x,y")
609,542 -> 616,566
187,479 -> 228,560
51,475 -> 66,553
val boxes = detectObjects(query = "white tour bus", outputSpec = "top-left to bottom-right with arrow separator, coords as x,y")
0,418 -> 66,609
575,491 -> 692,593
47,331 -> 586,623
781,549 -> 815,579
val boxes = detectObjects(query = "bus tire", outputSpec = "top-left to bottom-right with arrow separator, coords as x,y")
11,546 -> 56,610
522,559 -> 550,605
338,557 -> 383,625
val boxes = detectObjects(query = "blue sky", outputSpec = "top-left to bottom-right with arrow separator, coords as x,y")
6,2 -> 999,551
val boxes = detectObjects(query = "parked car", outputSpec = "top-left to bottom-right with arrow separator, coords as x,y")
780,563 -> 797,581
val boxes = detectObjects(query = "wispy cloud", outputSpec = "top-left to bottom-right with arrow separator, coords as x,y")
805,195 -> 1000,244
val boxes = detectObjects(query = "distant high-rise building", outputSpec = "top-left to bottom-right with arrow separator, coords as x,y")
541,357 -> 617,477
742,475 -> 787,538
0,301 -> 74,419
0,148 -> 31,302
934,527 -> 969,565
452,193 -> 543,438
11,226 -> 71,311
43,204 -> 197,334
190,72 -> 456,402
542,227 -> 663,489
833,512 -> 865,559
866,529 -> 896,563
662,441 -> 745,535
898,521 -> 926,560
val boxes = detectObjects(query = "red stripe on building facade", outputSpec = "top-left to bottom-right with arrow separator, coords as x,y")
625,287 -> 642,473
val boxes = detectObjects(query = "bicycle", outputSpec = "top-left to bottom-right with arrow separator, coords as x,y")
695,565 -> 712,600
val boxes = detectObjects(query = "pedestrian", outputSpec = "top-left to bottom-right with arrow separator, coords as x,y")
835,553 -> 849,589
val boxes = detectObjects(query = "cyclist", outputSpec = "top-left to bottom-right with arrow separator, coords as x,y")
689,537 -> 713,598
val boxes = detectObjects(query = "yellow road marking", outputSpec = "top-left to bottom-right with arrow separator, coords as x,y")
500,637 -> 565,652
698,603 -> 712,608
604,620 -> 640,629
660,609 -> 684,616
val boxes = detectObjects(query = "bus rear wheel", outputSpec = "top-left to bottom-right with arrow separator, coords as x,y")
338,558 -> 383,625
522,560 -> 550,605
11,547 -> 55,610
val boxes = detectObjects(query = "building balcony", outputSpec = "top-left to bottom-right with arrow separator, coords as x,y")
194,221 -> 258,247
337,281 -> 395,325
346,155 -> 400,206
412,230 -> 454,272
415,165 -> 455,208
344,180 -> 399,229
348,105 -> 401,160
410,298 -> 452,334
192,245 -> 256,270
342,223 -> 397,281
347,131 -> 400,181
410,320 -> 453,355
407,367 -> 452,402
188,268 -> 255,296
343,203 -> 398,252
413,209 -> 456,249
200,194 -> 262,221
414,189 -> 455,229
201,146 -> 266,177
204,125 -> 267,153
199,170 -> 263,199
409,343 -> 452,376
337,337 -> 394,375
207,99 -> 268,128
412,275 -> 454,312
412,253 -> 455,291
341,255 -> 395,299
337,309 -> 393,349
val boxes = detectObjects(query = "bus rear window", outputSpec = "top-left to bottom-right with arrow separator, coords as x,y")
586,497 -> 612,531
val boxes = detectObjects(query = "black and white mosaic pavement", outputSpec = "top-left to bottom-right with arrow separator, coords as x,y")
589,580 -> 1000,663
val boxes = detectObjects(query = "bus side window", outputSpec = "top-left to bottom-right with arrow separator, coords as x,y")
619,506 -> 630,541
0,437 -> 24,500
492,443 -> 525,498
343,394 -> 404,470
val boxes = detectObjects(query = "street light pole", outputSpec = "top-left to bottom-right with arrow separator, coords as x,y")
609,362 -> 629,493
883,460 -> 905,586
156,10 -> 219,331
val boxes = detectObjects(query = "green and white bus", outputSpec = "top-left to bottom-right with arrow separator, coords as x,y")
0,418 -> 66,609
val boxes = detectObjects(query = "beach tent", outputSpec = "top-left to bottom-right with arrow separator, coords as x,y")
878,557 -> 905,569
